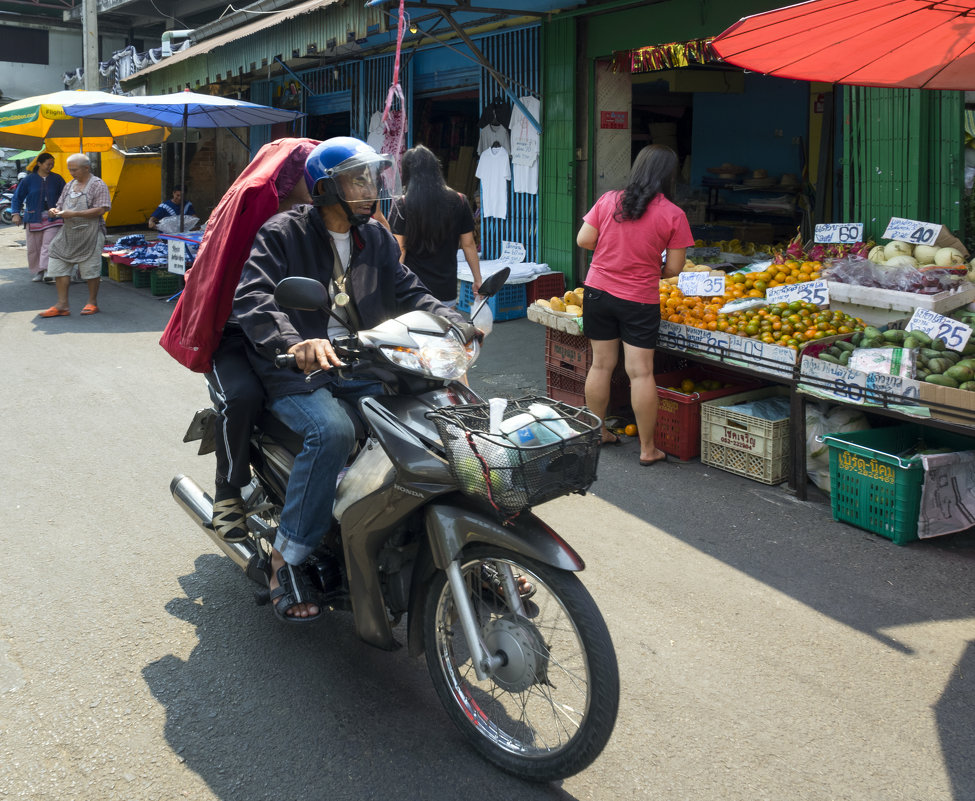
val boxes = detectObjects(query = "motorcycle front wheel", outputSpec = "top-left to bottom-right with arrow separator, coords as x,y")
423,545 -> 620,782
1,209 -> 12,225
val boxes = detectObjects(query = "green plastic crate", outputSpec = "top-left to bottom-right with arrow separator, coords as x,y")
132,267 -> 153,289
822,424 -> 975,545
150,269 -> 181,296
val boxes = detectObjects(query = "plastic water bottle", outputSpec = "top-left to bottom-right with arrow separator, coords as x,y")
500,411 -> 560,447
528,403 -> 574,439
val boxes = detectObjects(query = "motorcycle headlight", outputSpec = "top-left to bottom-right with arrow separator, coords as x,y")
380,333 -> 475,380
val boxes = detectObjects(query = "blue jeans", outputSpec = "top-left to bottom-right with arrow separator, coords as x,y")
267,380 -> 380,565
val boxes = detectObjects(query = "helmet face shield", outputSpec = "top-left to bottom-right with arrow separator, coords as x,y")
331,162 -> 386,204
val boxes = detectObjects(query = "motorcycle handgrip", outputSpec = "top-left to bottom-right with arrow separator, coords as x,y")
274,354 -> 299,370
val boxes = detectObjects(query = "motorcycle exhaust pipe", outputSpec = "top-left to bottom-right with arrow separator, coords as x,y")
170,474 -> 256,571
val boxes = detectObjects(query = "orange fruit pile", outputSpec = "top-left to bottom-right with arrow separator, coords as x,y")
659,259 -> 866,350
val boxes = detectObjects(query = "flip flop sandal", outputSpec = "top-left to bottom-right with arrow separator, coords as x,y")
211,497 -> 248,542
269,563 -> 323,623
39,306 -> 69,318
480,565 -> 537,603
80,304 -> 99,315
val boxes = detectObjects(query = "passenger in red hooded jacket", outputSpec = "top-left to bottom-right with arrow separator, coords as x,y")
160,138 -> 320,542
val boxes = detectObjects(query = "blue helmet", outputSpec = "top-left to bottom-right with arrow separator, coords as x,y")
304,136 -> 391,206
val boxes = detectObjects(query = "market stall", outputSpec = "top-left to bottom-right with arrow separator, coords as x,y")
528,221 -> 975,545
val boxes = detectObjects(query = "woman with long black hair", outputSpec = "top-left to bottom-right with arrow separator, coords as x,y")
389,144 -> 482,304
576,144 -> 694,466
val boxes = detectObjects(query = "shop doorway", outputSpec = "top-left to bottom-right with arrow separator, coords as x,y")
413,92 -> 479,197
308,111 -> 352,141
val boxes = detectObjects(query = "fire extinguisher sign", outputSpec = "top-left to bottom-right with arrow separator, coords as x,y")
600,111 -> 628,130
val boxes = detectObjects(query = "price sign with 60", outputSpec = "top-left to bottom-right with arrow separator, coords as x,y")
907,307 -> 973,351
677,272 -> 725,296
882,216 -> 942,246
764,279 -> 829,306
814,223 -> 863,244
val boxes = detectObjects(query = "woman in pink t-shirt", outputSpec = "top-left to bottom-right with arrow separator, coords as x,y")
576,145 -> 694,466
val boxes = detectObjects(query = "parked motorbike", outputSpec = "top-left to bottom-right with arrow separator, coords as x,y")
1,193 -> 14,225
170,269 -> 620,781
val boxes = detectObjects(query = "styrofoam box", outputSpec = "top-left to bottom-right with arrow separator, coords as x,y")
827,281 -> 975,326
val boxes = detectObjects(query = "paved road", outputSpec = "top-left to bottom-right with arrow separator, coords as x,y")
1,223 -> 974,801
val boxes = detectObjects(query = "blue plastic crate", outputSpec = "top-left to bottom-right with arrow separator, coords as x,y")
457,279 -> 527,321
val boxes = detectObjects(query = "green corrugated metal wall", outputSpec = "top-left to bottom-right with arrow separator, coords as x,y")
843,87 -> 963,242
538,17 -> 576,283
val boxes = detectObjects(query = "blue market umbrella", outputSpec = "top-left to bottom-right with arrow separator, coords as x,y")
63,90 -> 304,229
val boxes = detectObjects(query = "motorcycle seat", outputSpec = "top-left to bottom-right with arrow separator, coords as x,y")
256,397 -> 367,456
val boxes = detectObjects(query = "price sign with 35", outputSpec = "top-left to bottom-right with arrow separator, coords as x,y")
765,279 -> 829,307
882,216 -> 942,246
907,307 -> 973,351
678,271 -> 726,297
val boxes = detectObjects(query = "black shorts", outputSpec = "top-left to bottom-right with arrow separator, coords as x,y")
582,286 -> 660,349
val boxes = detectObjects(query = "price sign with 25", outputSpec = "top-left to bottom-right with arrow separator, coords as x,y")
678,271 -> 726,297
765,279 -> 829,307
907,307 -> 973,351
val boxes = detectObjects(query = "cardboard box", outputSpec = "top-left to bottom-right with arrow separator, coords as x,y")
919,382 -> 975,426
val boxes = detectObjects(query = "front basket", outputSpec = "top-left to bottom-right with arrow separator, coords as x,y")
428,396 -> 601,516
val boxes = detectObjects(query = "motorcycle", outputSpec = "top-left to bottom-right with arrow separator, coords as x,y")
1,193 -> 14,225
170,269 -> 620,781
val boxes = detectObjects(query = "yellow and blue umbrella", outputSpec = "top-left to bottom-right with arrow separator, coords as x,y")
0,90 -> 167,153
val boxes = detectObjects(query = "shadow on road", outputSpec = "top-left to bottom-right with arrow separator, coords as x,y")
144,554 -> 579,801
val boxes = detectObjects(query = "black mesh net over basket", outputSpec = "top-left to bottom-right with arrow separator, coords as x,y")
428,396 -> 602,516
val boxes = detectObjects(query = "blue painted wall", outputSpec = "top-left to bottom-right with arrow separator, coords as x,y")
691,73 -> 810,186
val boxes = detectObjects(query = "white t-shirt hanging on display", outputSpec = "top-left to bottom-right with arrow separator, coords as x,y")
366,110 -> 384,153
477,123 -> 511,155
508,96 -> 540,195
475,145 -> 511,219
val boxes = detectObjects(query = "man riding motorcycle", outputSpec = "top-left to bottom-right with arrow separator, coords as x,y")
233,136 -> 472,622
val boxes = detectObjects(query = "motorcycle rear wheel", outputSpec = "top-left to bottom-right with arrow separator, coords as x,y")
423,545 -> 619,782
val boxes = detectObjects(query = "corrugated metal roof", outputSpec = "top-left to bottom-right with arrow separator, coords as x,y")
128,0 -> 348,82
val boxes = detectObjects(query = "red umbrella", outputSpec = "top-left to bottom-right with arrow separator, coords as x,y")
712,0 -> 975,90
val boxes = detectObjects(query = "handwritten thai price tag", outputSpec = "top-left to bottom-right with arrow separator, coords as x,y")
882,216 -> 942,246
167,241 -> 187,275
814,223 -> 863,244
677,272 -> 725,296
498,241 -> 526,265
800,357 -> 868,404
764,279 -> 829,306
907,307 -> 972,351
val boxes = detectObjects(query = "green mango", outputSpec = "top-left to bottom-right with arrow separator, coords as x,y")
926,374 -> 960,388
907,329 -> 933,347
882,328 -> 906,343
920,347 -> 943,361
862,326 -> 884,341
956,358 -> 975,371
942,351 -> 961,365
903,335 -> 921,350
963,341 -> 975,356
929,338 -> 946,352
926,358 -> 953,375
960,381 -> 975,392
946,365 -> 975,383
915,368 -> 930,380
850,331 -> 863,347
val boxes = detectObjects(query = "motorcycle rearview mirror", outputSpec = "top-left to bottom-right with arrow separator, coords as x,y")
478,267 -> 510,298
274,276 -> 328,310
469,267 -> 510,331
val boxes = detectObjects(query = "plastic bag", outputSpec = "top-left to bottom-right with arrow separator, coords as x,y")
821,255 -> 964,294
805,402 -> 871,493
155,215 -> 200,234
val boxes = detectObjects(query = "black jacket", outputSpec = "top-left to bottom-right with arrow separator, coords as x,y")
234,205 -> 465,397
